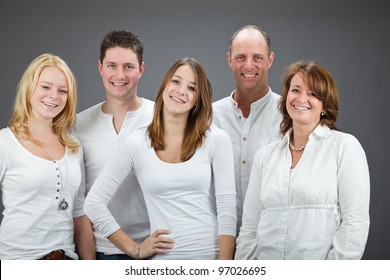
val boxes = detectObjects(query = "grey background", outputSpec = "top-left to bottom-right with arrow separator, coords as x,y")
0,0 -> 388,259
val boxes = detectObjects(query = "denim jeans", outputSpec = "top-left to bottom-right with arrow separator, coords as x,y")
96,251 -> 135,260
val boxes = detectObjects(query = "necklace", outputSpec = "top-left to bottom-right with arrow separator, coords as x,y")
42,139 -> 69,211
289,139 -> 306,152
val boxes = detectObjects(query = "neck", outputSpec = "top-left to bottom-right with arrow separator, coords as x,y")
102,95 -> 142,116
233,86 -> 269,118
27,119 -> 54,136
162,110 -> 187,139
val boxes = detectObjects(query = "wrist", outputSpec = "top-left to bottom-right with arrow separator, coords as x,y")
135,243 -> 141,260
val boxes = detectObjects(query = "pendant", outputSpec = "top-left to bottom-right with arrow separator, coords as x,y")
58,199 -> 69,211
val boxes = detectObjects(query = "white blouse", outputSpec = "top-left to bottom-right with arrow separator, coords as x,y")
235,125 -> 370,260
84,125 -> 237,259
0,128 -> 84,260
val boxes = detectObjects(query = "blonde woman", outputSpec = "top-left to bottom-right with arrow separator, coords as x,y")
0,54 -> 85,259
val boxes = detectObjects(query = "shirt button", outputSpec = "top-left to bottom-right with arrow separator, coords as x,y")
243,137 -> 247,141
242,160 -> 246,164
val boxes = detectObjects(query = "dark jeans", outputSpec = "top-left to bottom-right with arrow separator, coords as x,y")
96,251 -> 135,260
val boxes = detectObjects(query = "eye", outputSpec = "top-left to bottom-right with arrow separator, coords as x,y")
107,64 -> 115,69
254,55 -> 263,61
289,88 -> 299,93
58,89 -> 68,95
171,79 -> 180,85
235,55 -> 245,62
308,92 -> 317,97
188,86 -> 196,92
41,85 -> 50,90
125,65 -> 134,70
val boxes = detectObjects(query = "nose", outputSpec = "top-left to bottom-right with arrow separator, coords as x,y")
48,88 -> 59,99
177,84 -> 186,95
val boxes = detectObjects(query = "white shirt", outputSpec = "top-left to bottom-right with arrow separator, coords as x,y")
84,126 -> 237,259
0,128 -> 84,260
73,99 -> 154,254
235,125 -> 370,260
212,88 -> 281,229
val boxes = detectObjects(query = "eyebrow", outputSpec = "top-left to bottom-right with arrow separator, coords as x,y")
173,74 -> 196,86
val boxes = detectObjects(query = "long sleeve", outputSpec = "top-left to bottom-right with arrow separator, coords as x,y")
235,150 -> 264,259
211,128 -> 237,237
327,135 -> 370,259
84,139 -> 135,238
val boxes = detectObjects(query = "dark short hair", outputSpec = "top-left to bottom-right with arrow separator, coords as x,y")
100,30 -> 144,66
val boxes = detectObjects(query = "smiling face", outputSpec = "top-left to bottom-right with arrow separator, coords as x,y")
162,65 -> 197,116
227,28 -> 274,96
98,46 -> 144,101
30,66 -> 68,122
286,73 -> 324,130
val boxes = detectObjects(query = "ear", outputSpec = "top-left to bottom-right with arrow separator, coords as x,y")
227,51 -> 233,69
267,51 -> 275,69
138,61 -> 145,77
98,60 -> 103,76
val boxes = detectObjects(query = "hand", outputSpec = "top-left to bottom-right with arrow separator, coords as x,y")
138,229 -> 175,259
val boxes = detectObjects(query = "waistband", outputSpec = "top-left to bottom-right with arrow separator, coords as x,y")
39,250 -> 72,260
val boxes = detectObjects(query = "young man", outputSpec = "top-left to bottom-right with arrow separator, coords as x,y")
73,30 -> 154,259
213,25 -> 281,231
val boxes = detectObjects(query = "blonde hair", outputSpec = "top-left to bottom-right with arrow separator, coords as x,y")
147,58 -> 213,161
279,61 -> 339,136
9,53 -> 79,153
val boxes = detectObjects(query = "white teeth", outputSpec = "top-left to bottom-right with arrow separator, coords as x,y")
171,96 -> 185,103
42,101 -> 57,108
112,82 -> 127,86
294,105 -> 309,111
243,73 -> 256,78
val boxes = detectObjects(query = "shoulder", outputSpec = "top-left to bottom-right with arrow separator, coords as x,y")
141,98 -> 155,108
212,96 -> 231,109
76,103 -> 102,121
207,124 -> 231,141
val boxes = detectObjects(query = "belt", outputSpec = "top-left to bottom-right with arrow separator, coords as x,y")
39,250 -> 72,260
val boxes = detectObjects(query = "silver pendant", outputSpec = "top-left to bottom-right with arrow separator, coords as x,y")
59,199 -> 69,211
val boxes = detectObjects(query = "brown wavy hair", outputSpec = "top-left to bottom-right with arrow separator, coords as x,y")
279,61 -> 339,136
147,58 -> 213,161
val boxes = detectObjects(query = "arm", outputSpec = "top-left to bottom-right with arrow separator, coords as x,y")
219,235 -> 236,260
235,150 -> 264,260
73,147 -> 95,259
327,135 -> 370,259
84,135 -> 174,258
108,229 -> 174,259
211,129 -> 237,260
74,215 -> 95,259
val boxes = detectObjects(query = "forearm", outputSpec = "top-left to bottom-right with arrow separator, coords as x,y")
74,215 -> 96,260
218,235 -> 236,260
108,229 -> 138,258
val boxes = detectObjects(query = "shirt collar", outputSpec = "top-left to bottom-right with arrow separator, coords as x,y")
228,87 -> 273,109
282,124 -> 331,145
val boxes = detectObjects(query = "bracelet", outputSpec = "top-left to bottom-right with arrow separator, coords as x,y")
135,243 -> 140,260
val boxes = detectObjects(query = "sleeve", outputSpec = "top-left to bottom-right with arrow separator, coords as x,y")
83,136 -> 136,238
327,135 -> 370,259
235,149 -> 264,260
210,128 -> 237,237
0,143 -> 7,183
73,145 -> 86,218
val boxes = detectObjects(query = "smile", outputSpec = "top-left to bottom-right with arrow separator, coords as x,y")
42,101 -> 58,108
242,73 -> 257,78
171,96 -> 185,104
293,105 -> 310,111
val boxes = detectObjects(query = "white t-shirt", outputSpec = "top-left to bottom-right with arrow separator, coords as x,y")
0,128 -> 84,260
213,88 -> 281,229
85,125 -> 237,259
73,99 -> 154,254
235,125 -> 370,259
